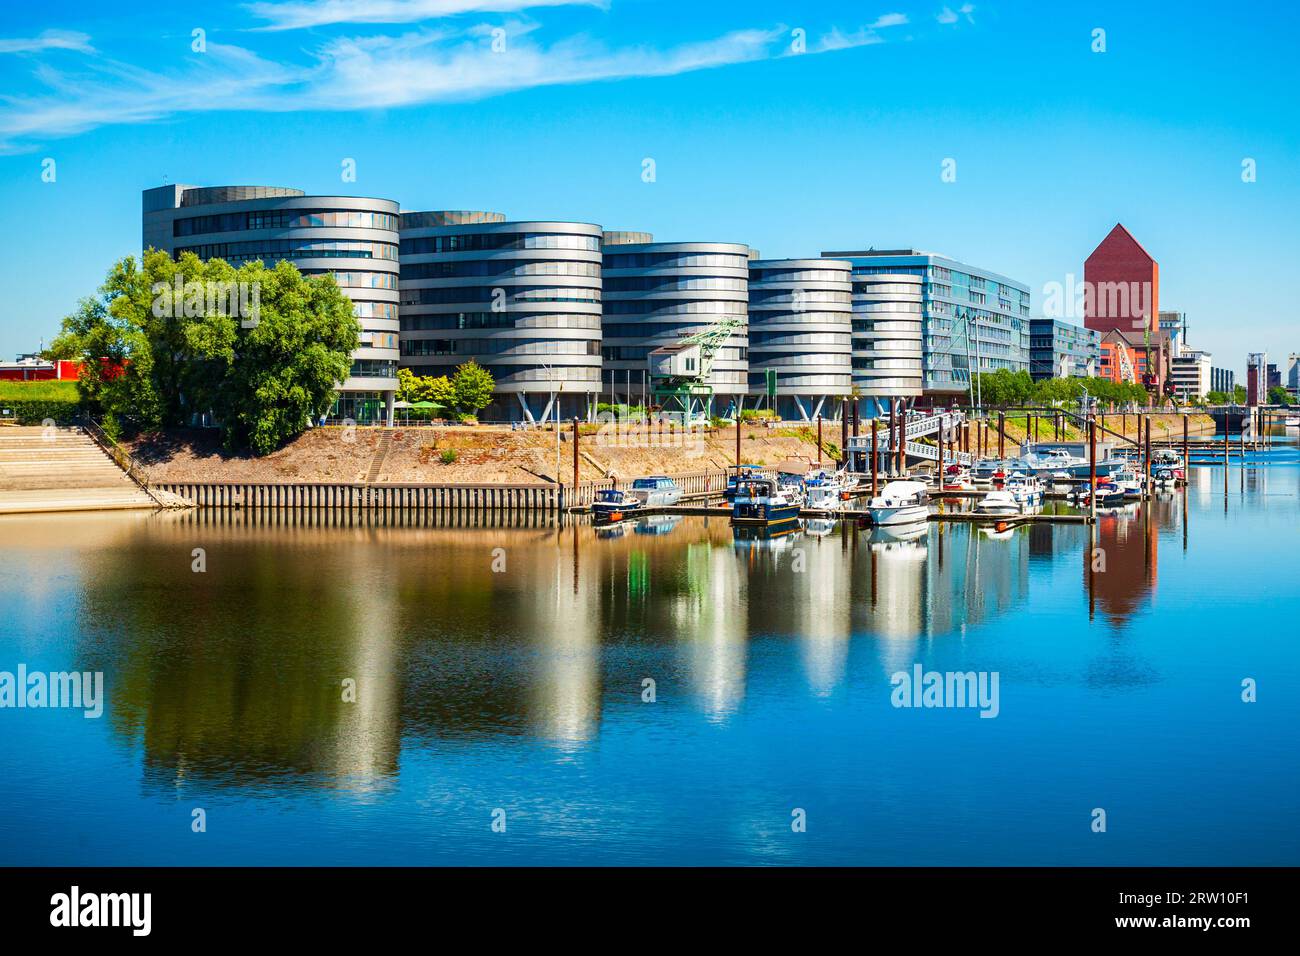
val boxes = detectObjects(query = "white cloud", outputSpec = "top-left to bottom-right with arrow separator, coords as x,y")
0,30 -> 94,55
870,13 -> 909,29
245,0 -> 604,31
937,4 -> 975,25
0,21 -> 889,150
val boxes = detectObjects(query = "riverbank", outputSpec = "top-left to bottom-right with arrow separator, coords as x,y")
124,423 -> 836,485
122,413 -> 1216,486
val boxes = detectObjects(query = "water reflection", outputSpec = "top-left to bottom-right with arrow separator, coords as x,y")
0,501 -> 1176,791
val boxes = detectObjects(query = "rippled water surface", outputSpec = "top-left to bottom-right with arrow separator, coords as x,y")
2,441 -> 1298,865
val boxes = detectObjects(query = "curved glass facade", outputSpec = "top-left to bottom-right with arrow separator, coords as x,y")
848,272 -> 925,398
142,184 -> 401,423
601,237 -> 750,400
398,215 -> 603,421
747,258 -> 853,419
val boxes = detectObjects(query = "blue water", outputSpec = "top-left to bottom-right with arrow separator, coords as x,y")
1,444 -> 1297,865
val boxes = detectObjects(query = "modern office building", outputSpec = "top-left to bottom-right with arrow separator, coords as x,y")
820,248 -> 1030,409
1266,363 -> 1281,390
1287,354 -> 1300,396
1170,349 -> 1212,401
398,213 -> 604,422
1211,366 -> 1235,395
746,258 -> 853,420
142,184 -> 401,424
601,235 -> 750,415
1028,318 -> 1099,380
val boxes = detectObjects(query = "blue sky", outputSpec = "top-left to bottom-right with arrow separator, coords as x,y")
1,0 -> 1296,376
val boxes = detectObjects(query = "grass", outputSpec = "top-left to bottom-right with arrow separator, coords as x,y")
0,380 -> 79,401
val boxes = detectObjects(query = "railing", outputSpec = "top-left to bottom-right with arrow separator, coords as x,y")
80,415 -> 168,507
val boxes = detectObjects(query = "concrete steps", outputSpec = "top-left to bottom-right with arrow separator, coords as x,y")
0,426 -> 157,514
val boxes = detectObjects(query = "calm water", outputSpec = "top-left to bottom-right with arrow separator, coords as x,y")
2,439 -> 1298,866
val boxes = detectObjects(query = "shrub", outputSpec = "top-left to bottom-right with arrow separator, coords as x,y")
439,448 -> 458,465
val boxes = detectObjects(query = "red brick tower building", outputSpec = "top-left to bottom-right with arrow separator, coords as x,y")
1084,224 -> 1169,395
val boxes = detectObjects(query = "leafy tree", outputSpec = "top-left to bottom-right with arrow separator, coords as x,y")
1232,384 -> 1248,404
1205,390 -> 1228,405
397,368 -> 454,408
1267,385 -> 1294,406
202,260 -> 357,453
51,251 -> 357,454
972,369 -> 1034,407
451,360 -> 495,415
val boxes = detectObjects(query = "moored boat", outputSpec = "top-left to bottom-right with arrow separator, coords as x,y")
867,480 -> 930,526
731,476 -> 801,528
592,488 -> 643,522
629,475 -> 682,507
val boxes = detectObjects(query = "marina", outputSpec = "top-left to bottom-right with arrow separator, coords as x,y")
2,436 -> 1296,866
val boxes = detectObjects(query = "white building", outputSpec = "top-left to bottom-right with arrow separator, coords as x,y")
1170,350 -> 1212,401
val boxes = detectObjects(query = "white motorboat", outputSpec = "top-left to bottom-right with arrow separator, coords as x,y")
974,489 -> 1020,517
976,472 -> 1043,516
803,471 -> 844,511
629,475 -> 682,507
1112,465 -> 1146,497
867,480 -> 930,526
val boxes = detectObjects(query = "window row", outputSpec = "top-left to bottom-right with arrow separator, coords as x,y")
402,339 -> 601,357
401,260 -> 600,280
401,287 -> 600,306
175,209 -> 399,237
401,313 -> 602,331
400,233 -> 599,255
177,240 -> 398,262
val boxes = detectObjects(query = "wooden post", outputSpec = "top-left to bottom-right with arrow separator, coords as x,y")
1182,415 -> 1189,480
937,424 -> 944,488
1144,417 -> 1152,494
998,411 -> 1005,459
841,399 -> 849,469
871,418 -> 879,497
816,415 -> 822,468
1089,417 -> 1097,519
736,411 -> 742,468
572,417 -> 580,500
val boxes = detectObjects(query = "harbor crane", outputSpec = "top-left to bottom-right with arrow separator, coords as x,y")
648,317 -> 745,422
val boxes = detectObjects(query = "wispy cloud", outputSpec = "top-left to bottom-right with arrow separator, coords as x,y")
0,17 -> 897,151
0,30 -> 95,55
245,0 -> 604,31
937,4 -> 975,25
870,13 -> 909,29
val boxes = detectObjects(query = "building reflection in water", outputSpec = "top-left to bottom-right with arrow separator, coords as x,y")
37,497 -> 1188,791
674,535 -> 748,720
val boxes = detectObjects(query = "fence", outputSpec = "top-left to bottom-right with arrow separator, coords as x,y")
154,468 -> 744,513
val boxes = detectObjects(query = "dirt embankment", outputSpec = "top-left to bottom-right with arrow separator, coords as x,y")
126,423 -> 836,484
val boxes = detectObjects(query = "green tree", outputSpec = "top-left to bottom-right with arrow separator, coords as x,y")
203,260 -> 358,453
451,360 -> 495,415
1232,384 -> 1248,404
1267,385 -> 1293,406
51,252 -> 357,454
974,368 -> 1034,407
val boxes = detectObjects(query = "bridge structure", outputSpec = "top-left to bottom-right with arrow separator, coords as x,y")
846,410 -> 973,471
